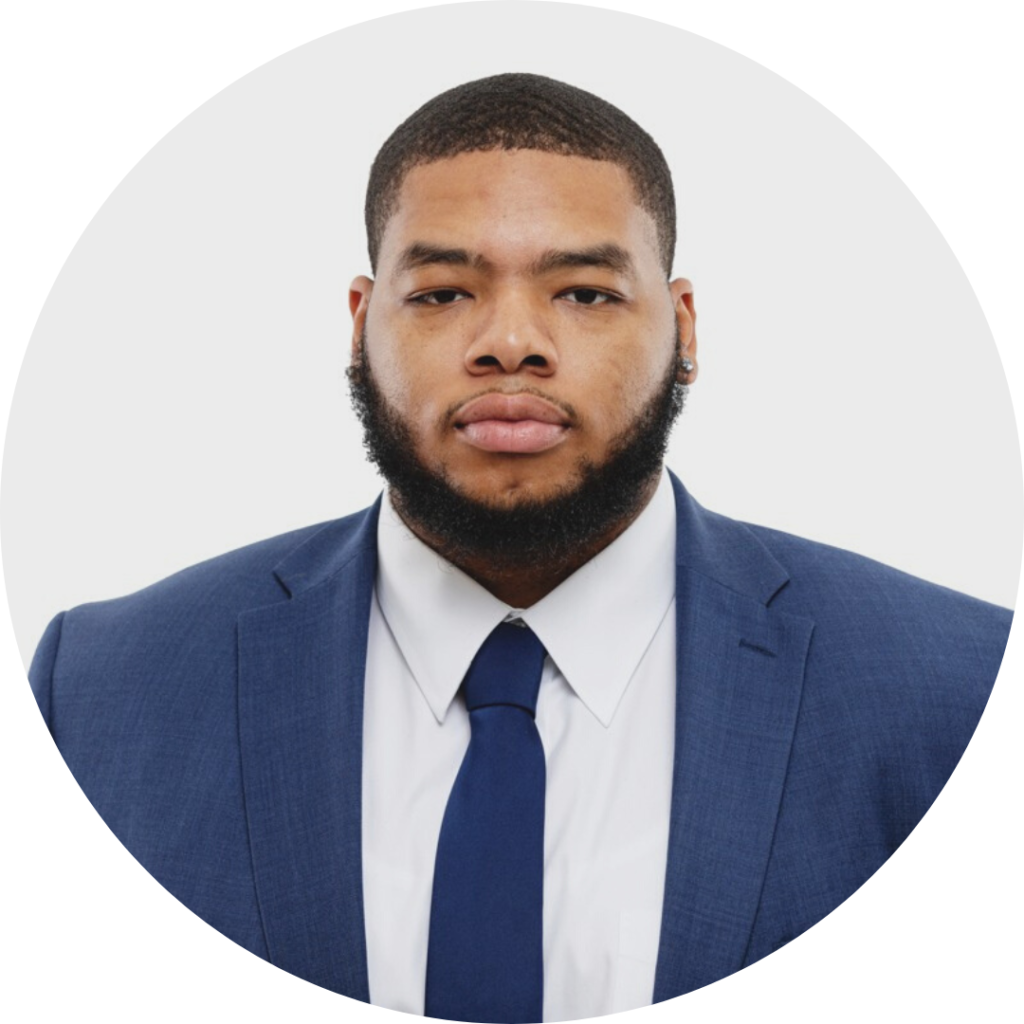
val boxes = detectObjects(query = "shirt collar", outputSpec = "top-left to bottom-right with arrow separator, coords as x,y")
374,469 -> 676,727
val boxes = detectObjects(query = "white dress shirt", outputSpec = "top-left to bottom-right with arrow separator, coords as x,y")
361,470 -> 677,1021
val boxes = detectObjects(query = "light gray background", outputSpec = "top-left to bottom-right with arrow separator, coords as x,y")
3,2 -> 1020,661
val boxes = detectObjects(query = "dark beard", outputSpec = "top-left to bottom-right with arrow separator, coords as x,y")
347,329 -> 686,574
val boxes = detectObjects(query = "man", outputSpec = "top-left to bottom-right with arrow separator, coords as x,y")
29,74 -> 1011,1022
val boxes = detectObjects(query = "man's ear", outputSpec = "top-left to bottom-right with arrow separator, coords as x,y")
349,276 -> 374,360
669,277 -> 697,383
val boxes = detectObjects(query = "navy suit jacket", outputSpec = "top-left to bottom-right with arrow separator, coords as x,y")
29,472 -> 1011,1003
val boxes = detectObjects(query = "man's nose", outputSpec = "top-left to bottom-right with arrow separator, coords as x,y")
463,293 -> 558,377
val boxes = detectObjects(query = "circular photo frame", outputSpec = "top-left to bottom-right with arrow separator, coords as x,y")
3,3 -> 1020,1023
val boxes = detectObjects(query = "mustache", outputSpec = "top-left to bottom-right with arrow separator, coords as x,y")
439,386 -> 581,433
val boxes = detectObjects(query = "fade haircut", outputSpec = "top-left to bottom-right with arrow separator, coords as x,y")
365,73 -> 676,276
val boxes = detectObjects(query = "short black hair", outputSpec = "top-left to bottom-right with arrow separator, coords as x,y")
365,73 -> 676,276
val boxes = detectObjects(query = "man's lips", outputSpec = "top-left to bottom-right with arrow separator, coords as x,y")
454,393 -> 571,454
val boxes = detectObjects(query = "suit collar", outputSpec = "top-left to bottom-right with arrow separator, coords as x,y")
271,495 -> 382,598
668,469 -> 790,605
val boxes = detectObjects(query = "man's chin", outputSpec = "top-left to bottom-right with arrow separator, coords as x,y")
428,466 -> 590,513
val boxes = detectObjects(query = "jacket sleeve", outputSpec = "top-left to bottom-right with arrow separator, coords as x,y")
28,611 -> 65,734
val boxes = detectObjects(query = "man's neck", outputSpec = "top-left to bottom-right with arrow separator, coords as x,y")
389,474 -> 661,608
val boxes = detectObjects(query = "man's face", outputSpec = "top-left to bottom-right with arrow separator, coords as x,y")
349,150 -> 697,513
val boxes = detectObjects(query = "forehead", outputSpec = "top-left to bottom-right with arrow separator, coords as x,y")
378,150 -> 661,274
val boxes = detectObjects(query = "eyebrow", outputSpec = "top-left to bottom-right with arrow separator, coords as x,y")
394,243 -> 487,275
528,244 -> 636,277
393,241 -> 636,278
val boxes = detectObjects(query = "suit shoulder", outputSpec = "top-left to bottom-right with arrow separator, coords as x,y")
747,520 -> 1012,631
56,508 -> 373,649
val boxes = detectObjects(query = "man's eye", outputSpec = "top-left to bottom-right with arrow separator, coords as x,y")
411,289 -> 469,306
560,288 -> 618,306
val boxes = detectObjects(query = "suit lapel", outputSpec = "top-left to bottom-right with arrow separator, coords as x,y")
654,475 -> 814,999
237,501 -> 381,999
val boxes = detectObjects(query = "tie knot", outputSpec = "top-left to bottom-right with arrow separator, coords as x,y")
463,621 -> 547,717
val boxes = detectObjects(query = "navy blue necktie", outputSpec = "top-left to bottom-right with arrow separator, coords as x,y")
425,621 -> 547,1024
